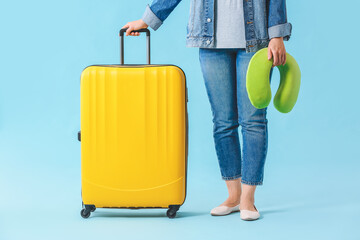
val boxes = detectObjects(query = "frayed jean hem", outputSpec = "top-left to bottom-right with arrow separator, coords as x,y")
241,179 -> 263,186
222,174 -> 242,181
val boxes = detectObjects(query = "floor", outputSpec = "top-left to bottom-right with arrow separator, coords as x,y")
1,128 -> 359,240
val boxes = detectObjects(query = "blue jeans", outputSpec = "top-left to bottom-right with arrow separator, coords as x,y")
199,48 -> 273,186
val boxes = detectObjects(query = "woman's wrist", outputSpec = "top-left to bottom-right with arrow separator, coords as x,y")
270,37 -> 284,41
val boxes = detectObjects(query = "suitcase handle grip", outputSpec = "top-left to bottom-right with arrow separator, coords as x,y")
119,28 -> 151,65
119,28 -> 150,36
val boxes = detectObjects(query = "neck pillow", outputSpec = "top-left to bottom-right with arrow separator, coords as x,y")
246,48 -> 301,113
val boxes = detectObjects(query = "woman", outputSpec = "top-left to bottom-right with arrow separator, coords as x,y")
122,0 -> 291,221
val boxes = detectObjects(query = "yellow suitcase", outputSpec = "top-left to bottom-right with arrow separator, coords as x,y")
79,29 -> 188,218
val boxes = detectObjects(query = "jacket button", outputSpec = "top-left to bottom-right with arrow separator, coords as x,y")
207,18 -> 212,22
206,40 -> 211,44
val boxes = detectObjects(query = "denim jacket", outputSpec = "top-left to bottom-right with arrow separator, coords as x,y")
142,0 -> 292,53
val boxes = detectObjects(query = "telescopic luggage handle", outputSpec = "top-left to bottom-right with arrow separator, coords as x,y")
119,28 -> 151,65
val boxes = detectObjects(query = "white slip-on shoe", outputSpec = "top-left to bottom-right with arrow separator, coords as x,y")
210,204 -> 240,216
240,205 -> 260,221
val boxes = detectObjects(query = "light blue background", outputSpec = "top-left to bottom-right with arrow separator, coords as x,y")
1,0 -> 359,239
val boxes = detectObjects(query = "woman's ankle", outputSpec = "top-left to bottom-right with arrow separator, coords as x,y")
221,196 -> 241,207
239,199 -> 256,211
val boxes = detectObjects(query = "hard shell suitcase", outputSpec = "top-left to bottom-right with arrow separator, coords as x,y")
79,29 -> 188,219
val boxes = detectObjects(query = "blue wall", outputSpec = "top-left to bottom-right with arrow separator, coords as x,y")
1,0 -> 359,239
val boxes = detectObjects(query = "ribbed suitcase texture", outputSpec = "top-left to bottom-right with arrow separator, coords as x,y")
80,65 -> 188,209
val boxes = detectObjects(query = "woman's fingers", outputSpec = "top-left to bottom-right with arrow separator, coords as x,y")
278,51 -> 283,66
278,51 -> 286,66
124,23 -> 142,36
128,29 -> 141,36
273,50 -> 287,66
272,50 -> 279,67
122,20 -> 148,37
269,47 -> 281,67
125,25 -> 134,36
275,51 -> 288,66
268,47 -> 273,61
128,30 -> 141,36
122,19 -> 148,36
268,48 -> 275,68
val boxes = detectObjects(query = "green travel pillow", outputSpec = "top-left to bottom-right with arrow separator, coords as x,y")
246,48 -> 301,113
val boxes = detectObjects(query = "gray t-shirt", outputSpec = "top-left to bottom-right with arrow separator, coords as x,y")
213,0 -> 246,48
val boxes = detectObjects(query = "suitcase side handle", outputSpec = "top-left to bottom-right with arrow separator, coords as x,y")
119,28 -> 151,65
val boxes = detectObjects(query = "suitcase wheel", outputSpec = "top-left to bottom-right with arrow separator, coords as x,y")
167,205 -> 180,219
80,209 -> 90,218
81,205 -> 96,219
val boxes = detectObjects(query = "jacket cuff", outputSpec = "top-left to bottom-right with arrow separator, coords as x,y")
141,4 -> 163,31
268,22 -> 292,41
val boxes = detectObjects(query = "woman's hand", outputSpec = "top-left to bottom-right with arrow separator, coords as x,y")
121,19 -> 148,36
267,37 -> 286,67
